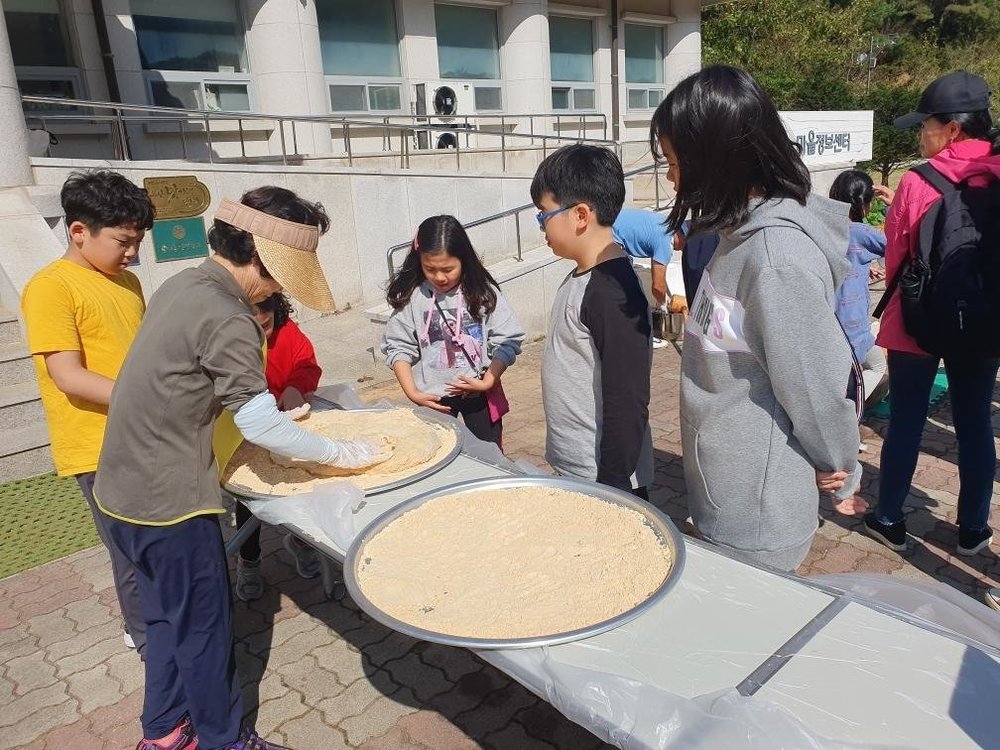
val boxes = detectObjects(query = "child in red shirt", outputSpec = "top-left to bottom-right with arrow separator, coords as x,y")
235,293 -> 323,600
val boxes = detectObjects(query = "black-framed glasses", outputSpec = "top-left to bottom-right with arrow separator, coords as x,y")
536,204 -> 573,230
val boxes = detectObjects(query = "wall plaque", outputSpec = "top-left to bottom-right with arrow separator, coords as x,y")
143,176 -> 211,220
152,217 -> 209,263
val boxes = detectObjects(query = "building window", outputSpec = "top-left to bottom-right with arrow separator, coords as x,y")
4,0 -> 82,110
132,0 -> 252,111
435,4 -> 502,112
624,23 -> 664,111
318,0 -> 403,113
436,5 -> 500,80
549,16 -> 595,111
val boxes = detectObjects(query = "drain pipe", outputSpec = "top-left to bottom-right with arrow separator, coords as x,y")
610,0 -> 620,142
91,0 -> 131,158
91,0 -> 121,102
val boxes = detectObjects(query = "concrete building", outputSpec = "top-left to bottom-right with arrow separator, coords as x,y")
7,0 -> 718,160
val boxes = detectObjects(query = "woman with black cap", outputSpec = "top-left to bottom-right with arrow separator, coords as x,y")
864,71 -> 1000,560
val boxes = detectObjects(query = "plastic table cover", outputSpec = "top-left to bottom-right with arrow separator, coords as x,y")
236,385 -> 1000,749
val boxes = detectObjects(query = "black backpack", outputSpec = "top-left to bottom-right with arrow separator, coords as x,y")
874,162 -> 1000,359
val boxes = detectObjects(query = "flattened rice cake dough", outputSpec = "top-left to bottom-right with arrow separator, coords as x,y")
355,487 -> 673,640
223,408 -> 456,493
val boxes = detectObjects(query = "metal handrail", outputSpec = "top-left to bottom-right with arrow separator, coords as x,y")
366,112 -> 608,142
384,162 -> 671,276
21,95 -> 615,168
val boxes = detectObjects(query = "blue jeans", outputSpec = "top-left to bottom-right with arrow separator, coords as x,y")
876,351 -> 999,530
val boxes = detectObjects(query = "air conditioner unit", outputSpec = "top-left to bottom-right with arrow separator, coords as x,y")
412,82 -> 477,150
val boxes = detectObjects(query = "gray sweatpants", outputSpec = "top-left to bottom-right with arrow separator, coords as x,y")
76,472 -> 146,657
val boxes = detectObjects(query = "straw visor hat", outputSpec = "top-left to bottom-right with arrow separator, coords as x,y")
214,198 -> 336,311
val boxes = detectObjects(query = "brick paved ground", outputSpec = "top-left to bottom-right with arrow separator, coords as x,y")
2,341 -> 997,749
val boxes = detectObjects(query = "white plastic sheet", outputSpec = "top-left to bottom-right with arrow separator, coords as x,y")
242,480 -> 367,553
816,572 -> 1000,649
486,657 -> 889,750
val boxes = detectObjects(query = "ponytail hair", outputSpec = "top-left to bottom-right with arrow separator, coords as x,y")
829,169 -> 875,223
385,215 -> 499,320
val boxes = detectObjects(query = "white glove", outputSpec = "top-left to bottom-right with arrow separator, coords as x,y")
324,437 -> 391,470
283,403 -> 311,421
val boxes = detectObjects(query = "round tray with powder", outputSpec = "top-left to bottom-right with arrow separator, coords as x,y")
222,407 -> 462,498
344,476 -> 685,649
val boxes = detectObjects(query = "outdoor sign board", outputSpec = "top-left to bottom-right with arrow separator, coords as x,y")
780,111 -> 874,167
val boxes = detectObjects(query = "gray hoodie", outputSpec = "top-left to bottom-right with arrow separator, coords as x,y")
681,195 -> 861,571
382,282 -> 525,396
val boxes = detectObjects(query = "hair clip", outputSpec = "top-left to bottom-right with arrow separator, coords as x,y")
412,233 -> 420,253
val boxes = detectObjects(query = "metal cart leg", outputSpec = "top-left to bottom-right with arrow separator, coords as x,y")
224,515 -> 262,558
320,556 -> 340,600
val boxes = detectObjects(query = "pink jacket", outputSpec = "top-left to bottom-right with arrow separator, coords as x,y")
877,139 -> 1000,354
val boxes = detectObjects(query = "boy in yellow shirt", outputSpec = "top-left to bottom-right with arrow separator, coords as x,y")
21,170 -> 154,654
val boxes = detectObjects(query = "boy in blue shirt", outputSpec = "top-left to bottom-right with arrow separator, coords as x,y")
612,207 -> 673,307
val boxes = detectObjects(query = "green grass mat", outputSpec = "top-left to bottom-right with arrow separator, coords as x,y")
866,367 -> 949,419
0,473 -> 98,580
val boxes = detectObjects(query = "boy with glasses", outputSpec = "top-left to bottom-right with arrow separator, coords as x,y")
532,145 -> 653,497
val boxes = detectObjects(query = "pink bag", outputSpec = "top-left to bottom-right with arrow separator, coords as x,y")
485,379 -> 509,423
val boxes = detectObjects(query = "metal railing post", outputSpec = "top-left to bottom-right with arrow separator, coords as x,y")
204,114 -> 214,164
455,137 -> 461,171
115,106 -> 129,160
291,120 -> 299,156
344,123 -> 353,166
654,161 -> 660,208
238,119 -> 246,159
277,118 -> 287,165
179,120 -> 188,160
514,212 -> 523,262
500,115 -> 506,172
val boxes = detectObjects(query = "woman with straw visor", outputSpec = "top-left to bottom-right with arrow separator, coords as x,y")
93,187 -> 388,750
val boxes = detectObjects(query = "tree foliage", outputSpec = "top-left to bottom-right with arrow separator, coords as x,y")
702,0 -> 1000,179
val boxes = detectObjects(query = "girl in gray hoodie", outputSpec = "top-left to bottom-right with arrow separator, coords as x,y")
382,215 -> 524,446
650,66 -> 864,571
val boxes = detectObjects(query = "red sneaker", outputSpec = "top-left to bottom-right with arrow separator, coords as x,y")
135,714 -> 198,750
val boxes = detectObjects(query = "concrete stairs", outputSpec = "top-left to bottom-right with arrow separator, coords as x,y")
0,307 -> 52,482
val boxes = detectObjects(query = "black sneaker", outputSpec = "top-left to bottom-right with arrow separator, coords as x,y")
957,526 -> 994,556
864,514 -> 907,552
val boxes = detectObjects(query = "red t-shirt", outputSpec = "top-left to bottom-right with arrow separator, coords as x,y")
265,319 -> 321,399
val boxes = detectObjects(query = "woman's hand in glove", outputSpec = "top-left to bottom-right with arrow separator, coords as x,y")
324,437 -> 392,470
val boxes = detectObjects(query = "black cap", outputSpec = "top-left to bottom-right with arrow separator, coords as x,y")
893,71 -> 992,129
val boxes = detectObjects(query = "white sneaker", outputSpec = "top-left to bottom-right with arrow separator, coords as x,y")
123,632 -> 136,649
652,337 -> 669,349
235,556 -> 264,601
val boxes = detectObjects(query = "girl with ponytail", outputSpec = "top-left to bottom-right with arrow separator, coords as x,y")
829,169 -> 888,414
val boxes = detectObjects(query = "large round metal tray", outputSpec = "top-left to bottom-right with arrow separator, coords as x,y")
344,475 -> 686,649
223,405 -> 463,500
